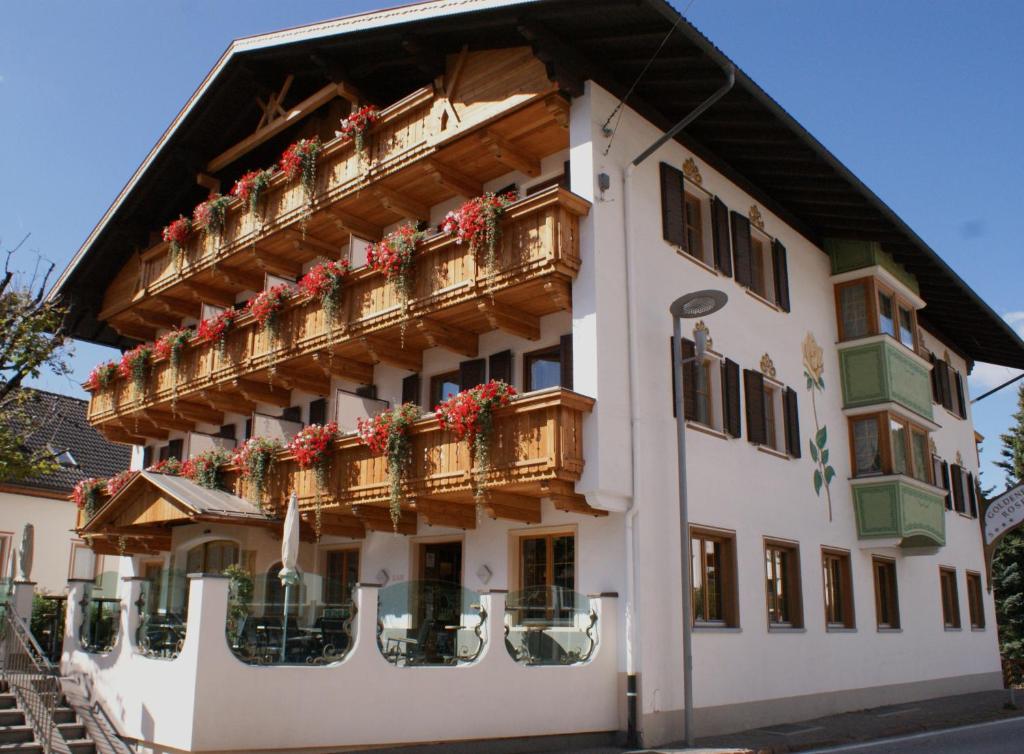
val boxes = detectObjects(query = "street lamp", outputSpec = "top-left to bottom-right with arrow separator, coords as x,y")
670,289 -> 728,747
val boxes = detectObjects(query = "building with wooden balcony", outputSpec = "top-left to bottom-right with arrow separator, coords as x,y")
46,1 -> 1024,751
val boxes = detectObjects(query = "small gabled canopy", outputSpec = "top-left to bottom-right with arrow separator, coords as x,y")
81,470 -> 274,537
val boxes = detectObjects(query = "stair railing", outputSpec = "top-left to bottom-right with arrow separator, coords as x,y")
0,604 -> 62,752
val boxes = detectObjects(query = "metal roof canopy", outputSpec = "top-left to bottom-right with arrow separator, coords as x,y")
52,0 -> 1024,369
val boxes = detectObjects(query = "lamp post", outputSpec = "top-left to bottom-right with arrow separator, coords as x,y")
670,289 -> 728,747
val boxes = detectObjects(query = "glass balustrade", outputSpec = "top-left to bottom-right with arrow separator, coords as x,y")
377,580 -> 485,667
135,570 -> 188,659
225,570 -> 356,666
504,587 -> 598,665
79,573 -> 122,654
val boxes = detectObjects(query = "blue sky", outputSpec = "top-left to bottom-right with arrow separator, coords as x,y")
1,1 -> 1021,487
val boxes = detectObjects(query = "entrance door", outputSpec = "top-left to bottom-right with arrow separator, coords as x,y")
417,542 -> 462,662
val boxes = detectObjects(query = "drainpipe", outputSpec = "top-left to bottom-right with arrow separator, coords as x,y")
619,64 -> 735,746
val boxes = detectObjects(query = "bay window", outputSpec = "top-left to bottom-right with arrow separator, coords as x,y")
848,411 -> 933,482
834,276 -> 919,352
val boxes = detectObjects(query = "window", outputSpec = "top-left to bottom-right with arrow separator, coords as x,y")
185,540 -> 239,573
69,541 -> 97,580
950,464 -> 978,517
852,416 -> 883,475
878,291 -> 896,338
518,532 -> 575,623
763,384 -> 779,450
834,277 -> 918,351
930,354 -> 968,418
743,369 -> 801,456
429,371 -> 460,408
933,455 -> 952,510
966,572 -> 985,629
939,567 -> 961,629
323,549 -> 359,605
873,557 -> 900,629
837,281 -> 871,340
822,549 -> 855,629
683,193 -> 705,262
849,411 -> 932,482
691,528 -> 738,627
764,541 -> 802,628
694,360 -> 716,428
673,340 -> 741,438
730,210 -> 790,311
897,305 -> 916,349
523,346 -> 562,392
749,236 -> 776,302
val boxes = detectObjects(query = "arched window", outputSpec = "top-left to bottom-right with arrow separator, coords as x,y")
185,540 -> 239,574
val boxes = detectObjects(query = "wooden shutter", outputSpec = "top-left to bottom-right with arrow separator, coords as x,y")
308,398 -> 327,426
743,369 -> 766,445
730,211 -> 752,288
954,372 -> 967,418
929,354 -> 941,404
244,419 -> 252,440
935,360 -> 952,410
559,334 -> 574,390
670,336 -> 697,420
721,358 -> 741,438
354,384 -> 377,400
142,446 -> 154,468
711,196 -> 732,277
217,423 -> 236,440
783,387 -> 801,458
167,438 -> 184,461
459,358 -> 486,390
950,464 -> 965,513
401,374 -> 421,407
968,472 -> 979,518
772,239 -> 790,312
940,461 -> 952,510
659,162 -> 686,248
489,350 -> 513,386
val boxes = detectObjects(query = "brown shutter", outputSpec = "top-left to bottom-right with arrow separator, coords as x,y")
950,464 -> 965,513
459,358 -> 486,390
783,386 -> 801,458
772,239 -> 790,312
954,372 -> 967,418
142,446 -> 154,468
929,354 -> 941,404
968,472 -> 979,518
670,337 -> 697,420
711,196 -> 732,277
354,384 -> 377,400
935,360 -> 952,410
281,405 -> 302,423
743,369 -> 766,444
940,461 -> 952,510
559,334 -> 574,390
721,358 -> 741,438
401,374 -> 421,407
659,162 -> 686,248
730,211 -> 752,288
167,438 -> 184,461
489,350 -> 513,386
308,398 -> 327,426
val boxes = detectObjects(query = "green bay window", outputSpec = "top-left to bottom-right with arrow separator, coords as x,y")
849,411 -> 933,483
834,276 -> 919,353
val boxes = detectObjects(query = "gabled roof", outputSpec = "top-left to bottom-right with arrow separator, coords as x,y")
3,389 -> 132,495
51,0 -> 1024,368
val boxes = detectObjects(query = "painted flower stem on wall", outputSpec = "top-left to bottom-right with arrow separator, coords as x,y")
803,332 -> 835,521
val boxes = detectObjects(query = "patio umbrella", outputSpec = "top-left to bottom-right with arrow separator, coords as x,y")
278,492 -> 301,662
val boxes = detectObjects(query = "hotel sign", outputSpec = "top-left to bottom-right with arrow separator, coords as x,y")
982,482 -> 1024,590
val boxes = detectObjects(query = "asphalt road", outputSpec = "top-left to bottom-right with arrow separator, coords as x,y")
802,716 -> 1024,753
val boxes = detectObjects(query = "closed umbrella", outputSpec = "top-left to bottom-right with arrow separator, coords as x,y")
278,492 -> 301,662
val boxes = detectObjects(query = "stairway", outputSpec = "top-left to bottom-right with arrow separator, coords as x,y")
0,680 -> 97,753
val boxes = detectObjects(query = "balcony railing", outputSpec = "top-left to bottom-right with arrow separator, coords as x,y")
87,188 -> 589,432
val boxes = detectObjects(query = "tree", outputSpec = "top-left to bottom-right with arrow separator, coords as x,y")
997,384 -> 1024,489
993,385 -> 1024,665
0,234 -> 71,482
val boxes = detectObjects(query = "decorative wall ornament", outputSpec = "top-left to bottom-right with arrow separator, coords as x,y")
802,332 -> 835,521
760,353 -> 777,379
692,321 -> 713,350
682,157 -> 703,186
929,437 -> 938,456
956,450 -> 964,466
748,204 -> 765,231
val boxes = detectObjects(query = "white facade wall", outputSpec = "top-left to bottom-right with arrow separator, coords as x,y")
0,489 -> 82,594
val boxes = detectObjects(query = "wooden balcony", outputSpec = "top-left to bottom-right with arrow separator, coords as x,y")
98,47 -> 571,341
77,389 -> 600,550
87,188 -> 589,438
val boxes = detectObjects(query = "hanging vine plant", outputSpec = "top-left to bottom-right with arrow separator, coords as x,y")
118,344 -> 153,404
246,284 -> 292,345
233,436 -> 282,508
441,191 -> 518,280
84,361 -> 118,393
193,193 -> 232,249
288,422 -> 338,538
279,137 -> 321,228
197,308 -> 241,360
155,327 -> 193,407
357,403 -> 421,529
366,224 -> 424,341
336,105 -> 379,166
435,380 -> 516,506
298,259 -> 350,334
231,167 -> 276,222
182,447 -> 232,490
71,478 -> 106,519
162,216 -> 192,270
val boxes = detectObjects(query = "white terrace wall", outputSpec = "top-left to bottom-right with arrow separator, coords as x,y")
569,81 -> 1000,743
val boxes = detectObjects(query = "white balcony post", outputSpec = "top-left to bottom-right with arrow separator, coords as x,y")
121,577 -> 147,652
353,582 -> 380,663
481,589 -> 507,667
62,579 -> 92,668
11,580 -> 35,624
183,573 -> 230,665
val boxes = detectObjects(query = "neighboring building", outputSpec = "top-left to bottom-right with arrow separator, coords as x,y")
48,1 -> 1024,751
0,390 -> 130,593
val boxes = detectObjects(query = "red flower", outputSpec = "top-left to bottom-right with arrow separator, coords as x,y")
279,138 -> 321,182
335,106 -> 379,140
84,361 -> 117,392
246,284 -> 293,332
366,224 -> 421,282
231,168 -> 276,215
288,423 -> 338,470
197,308 -> 241,346
154,328 -> 192,362
435,380 -> 516,442
71,478 -> 105,510
162,216 -> 192,247
105,469 -> 137,497
146,457 -> 182,475
298,259 -> 349,300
